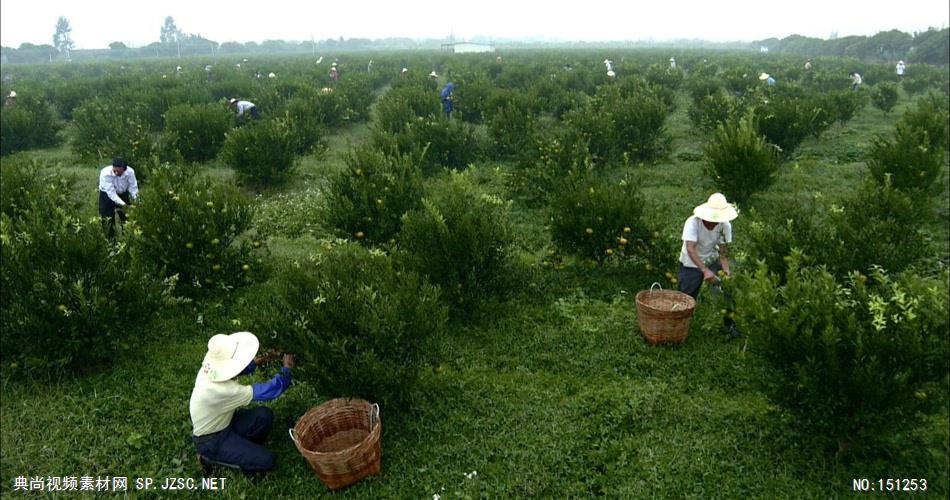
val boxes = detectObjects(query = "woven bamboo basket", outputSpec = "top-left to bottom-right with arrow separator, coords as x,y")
635,283 -> 696,345
289,398 -> 381,489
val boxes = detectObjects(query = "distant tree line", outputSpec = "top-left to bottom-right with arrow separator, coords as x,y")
1,23 -> 946,65
758,28 -> 948,65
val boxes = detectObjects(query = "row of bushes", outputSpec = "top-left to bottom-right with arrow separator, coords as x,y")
0,160 -> 264,375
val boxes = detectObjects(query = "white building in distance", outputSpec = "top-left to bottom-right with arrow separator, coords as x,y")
441,42 -> 496,53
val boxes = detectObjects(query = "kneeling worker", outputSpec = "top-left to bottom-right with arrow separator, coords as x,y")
190,332 -> 295,475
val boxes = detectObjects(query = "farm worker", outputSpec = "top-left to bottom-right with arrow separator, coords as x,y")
606,70 -> 616,79
849,72 -> 862,91
98,156 -> 139,240
329,63 -> 339,81
804,59 -> 812,71
367,59 -> 373,72
316,56 -> 323,65
677,193 -> 742,338
604,58 -> 613,71
3,90 -> 15,107
758,72 -> 775,86
429,70 -> 438,79
229,98 -> 261,120
190,332 -> 296,475
400,67 -> 409,77
440,82 -> 455,117
495,55 -> 502,64
896,60 -> 905,78
669,57 -> 676,69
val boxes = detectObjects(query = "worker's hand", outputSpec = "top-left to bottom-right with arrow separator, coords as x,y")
702,268 -> 718,283
282,353 -> 295,369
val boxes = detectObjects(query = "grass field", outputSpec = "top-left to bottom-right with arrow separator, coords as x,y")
2,70 -> 948,499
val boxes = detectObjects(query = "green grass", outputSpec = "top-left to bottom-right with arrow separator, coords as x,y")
2,72 -> 948,499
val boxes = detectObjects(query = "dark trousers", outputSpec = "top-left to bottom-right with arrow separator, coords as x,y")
248,106 -> 261,119
678,262 -> 736,329
195,407 -> 276,475
98,191 -> 131,239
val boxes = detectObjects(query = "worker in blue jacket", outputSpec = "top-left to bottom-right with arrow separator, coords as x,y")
440,82 -> 455,118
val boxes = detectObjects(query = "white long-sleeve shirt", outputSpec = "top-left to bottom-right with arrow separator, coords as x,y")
98,166 -> 138,206
235,100 -> 255,116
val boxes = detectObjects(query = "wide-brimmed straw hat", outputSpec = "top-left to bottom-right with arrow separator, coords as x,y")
429,71 -> 438,77
401,67 -> 408,73
202,332 -> 259,382
228,98 -> 238,104
606,70 -> 616,77
693,193 -> 738,223
7,91 -> 15,98
758,73 -> 770,80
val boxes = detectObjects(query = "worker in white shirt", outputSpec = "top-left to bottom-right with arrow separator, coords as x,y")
229,98 -> 261,120
98,157 -> 139,239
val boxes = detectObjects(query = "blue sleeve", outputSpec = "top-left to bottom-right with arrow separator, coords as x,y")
237,360 -> 257,377
251,368 -> 292,402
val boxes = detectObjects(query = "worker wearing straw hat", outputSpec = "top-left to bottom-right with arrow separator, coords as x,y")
190,332 -> 295,475
678,193 -> 742,338
759,72 -> 775,86
3,90 -> 16,107
229,98 -> 261,120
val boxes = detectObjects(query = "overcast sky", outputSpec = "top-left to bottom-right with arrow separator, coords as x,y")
1,0 -> 947,49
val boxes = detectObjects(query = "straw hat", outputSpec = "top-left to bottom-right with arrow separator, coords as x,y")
429,71 -> 438,78
229,98 -> 238,104
693,193 -> 738,223
606,70 -> 616,77
7,91 -> 15,98
201,332 -> 259,382
759,73 -> 770,80
401,67 -> 408,73
268,72 -> 276,78
670,57 -> 675,61
898,60 -> 904,64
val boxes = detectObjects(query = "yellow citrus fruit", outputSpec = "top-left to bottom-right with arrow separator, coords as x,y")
355,168 -> 363,176
670,277 -> 678,284
355,231 -> 365,239
606,249 -> 614,256
623,227 -> 631,233
585,228 -> 593,235
206,201 -> 214,208
212,264 -> 221,271
56,304 -> 67,314
242,264 -> 251,272
185,242 -> 194,249
252,241 -> 262,248
211,238 -> 220,245
619,237 -> 628,245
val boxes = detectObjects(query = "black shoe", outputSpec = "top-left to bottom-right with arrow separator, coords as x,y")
726,324 -> 745,340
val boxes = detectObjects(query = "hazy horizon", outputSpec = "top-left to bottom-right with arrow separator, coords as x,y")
1,0 -> 947,50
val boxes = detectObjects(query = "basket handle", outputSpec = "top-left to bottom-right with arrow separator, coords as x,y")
650,282 -> 663,293
288,427 -> 298,445
370,403 -> 380,430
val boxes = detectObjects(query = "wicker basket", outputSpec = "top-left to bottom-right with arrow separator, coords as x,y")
635,283 -> 696,345
289,398 -> 381,490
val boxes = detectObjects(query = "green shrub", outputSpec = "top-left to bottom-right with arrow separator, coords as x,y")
0,165 -> 167,375
867,123 -> 945,196
898,92 -> 949,151
282,97 -> 328,154
399,172 -> 516,310
901,66 -> 946,95
127,165 -> 257,297
870,81 -> 899,114
742,177 -> 929,280
822,89 -> 868,125
688,89 -> 738,133
373,116 -> 482,175
0,94 -> 62,155
568,86 -> 669,164
704,114 -> 781,204
265,242 -> 447,408
323,146 -> 425,245
644,64 -> 684,91
488,99 -> 537,159
549,173 -> 656,263
752,91 -> 821,158
72,98 -> 154,167
220,119 -> 297,186
733,258 -> 949,452
512,124 -> 593,203
163,103 -> 232,162
375,84 -> 439,134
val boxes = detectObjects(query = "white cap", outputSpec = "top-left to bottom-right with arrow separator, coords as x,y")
229,98 -> 238,104
429,71 -> 438,77
401,67 -> 408,73
670,57 -> 675,61
268,72 -> 276,78
176,65 -> 182,70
